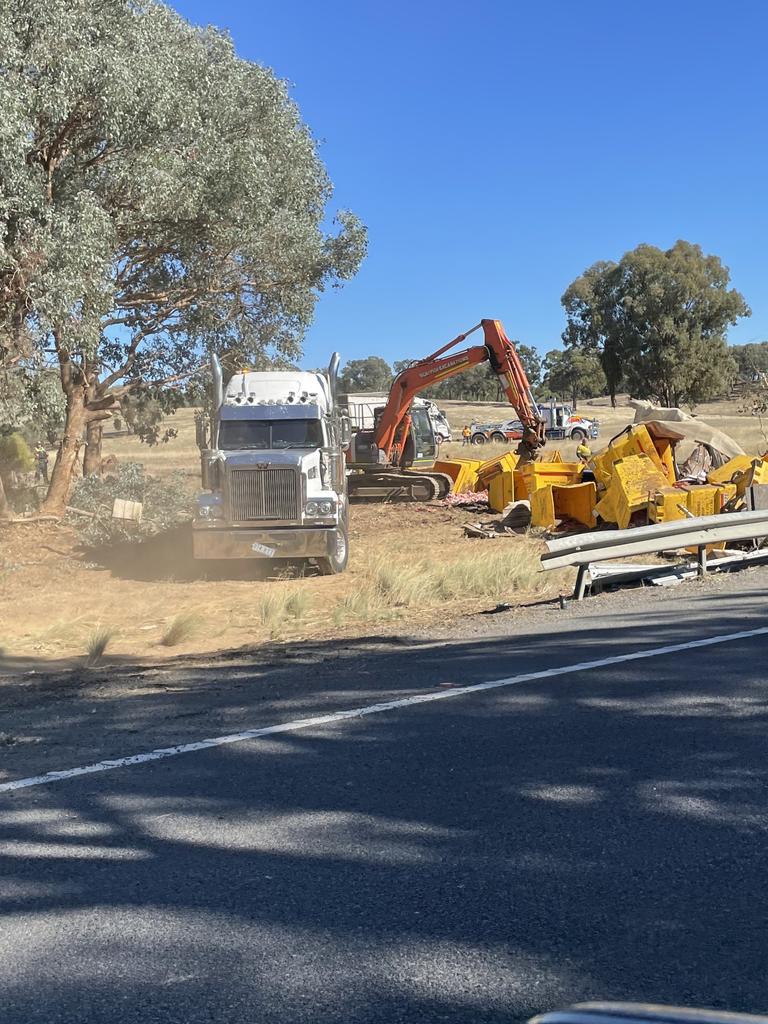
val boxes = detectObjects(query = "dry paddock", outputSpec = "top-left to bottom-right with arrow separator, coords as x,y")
3,396 -> 765,670
0,503 -> 565,670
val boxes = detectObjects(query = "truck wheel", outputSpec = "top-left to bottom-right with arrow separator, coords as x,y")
491,431 -> 506,444
317,521 -> 349,575
570,428 -> 586,442
471,433 -> 485,445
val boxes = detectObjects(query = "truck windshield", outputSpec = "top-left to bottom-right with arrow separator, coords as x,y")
219,419 -> 323,450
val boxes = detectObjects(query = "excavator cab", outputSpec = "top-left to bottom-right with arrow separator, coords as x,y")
350,400 -> 437,468
401,403 -> 438,466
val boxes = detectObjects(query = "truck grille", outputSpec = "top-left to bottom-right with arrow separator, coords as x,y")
228,467 -> 300,521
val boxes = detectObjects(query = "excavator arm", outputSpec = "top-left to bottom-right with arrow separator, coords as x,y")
375,319 -> 546,466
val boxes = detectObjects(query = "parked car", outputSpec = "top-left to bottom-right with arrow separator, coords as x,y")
470,412 -> 600,445
470,419 -> 524,445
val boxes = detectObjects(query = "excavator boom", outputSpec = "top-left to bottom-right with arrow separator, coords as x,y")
375,319 -> 546,466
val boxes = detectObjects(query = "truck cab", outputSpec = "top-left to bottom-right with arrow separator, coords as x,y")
194,355 -> 350,574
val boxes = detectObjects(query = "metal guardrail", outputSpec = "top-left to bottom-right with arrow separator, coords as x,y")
541,509 -> 768,600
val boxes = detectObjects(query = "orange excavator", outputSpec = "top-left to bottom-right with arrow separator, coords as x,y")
347,318 -> 546,500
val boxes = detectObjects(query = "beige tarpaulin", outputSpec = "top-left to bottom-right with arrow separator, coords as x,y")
628,399 -> 745,461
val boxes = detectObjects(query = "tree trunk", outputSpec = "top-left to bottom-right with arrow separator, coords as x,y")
83,420 -> 103,476
41,387 -> 87,515
0,475 -> 10,520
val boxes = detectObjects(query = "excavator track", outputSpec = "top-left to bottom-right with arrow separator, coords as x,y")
348,469 -> 448,502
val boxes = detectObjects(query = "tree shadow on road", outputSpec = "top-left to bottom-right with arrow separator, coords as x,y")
1,601 -> 767,1023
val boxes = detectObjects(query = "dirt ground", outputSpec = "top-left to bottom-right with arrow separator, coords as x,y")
2,395 -> 765,672
0,501 -> 561,670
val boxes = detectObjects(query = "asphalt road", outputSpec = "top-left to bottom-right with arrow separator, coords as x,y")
1,578 -> 768,1023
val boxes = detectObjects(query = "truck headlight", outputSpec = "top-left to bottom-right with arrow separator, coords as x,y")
197,500 -> 223,520
305,499 -> 335,517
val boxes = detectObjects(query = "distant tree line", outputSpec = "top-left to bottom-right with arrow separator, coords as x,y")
338,240 -> 759,413
337,344 -> 606,408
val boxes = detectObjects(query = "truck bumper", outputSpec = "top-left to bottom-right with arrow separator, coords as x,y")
192,525 -> 337,560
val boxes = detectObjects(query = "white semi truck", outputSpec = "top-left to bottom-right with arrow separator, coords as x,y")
193,354 -> 350,574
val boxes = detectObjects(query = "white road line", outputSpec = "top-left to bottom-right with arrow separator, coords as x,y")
2,624 -> 767,795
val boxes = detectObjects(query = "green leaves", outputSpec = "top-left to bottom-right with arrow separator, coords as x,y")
541,349 -> 606,405
0,0 -> 367,389
339,356 -> 393,393
562,240 -> 748,407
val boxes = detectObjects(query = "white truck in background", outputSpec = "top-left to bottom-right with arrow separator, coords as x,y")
194,354 -> 350,574
344,394 -> 452,445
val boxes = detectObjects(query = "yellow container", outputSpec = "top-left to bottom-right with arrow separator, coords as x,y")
707,454 -> 755,485
432,458 -> 485,494
553,481 -> 598,527
593,425 -> 672,487
530,481 -> 598,529
520,460 -> 582,495
476,451 -> 519,491
488,470 -> 516,513
595,454 -> 672,528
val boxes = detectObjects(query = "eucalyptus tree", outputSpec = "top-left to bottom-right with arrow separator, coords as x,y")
562,241 -> 747,408
0,0 -> 366,511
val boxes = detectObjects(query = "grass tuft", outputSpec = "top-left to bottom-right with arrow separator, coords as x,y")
259,593 -> 283,628
333,589 -> 374,625
85,626 -> 114,667
285,589 -> 311,620
160,612 -> 200,647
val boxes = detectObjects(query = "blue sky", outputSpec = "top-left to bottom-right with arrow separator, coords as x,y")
172,0 -> 768,369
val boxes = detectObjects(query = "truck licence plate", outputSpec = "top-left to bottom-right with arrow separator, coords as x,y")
251,542 -> 277,557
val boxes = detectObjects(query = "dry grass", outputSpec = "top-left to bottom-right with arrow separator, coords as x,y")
331,540 -> 552,626
85,626 -> 115,666
285,589 -> 311,620
258,593 -> 284,628
160,612 -> 201,647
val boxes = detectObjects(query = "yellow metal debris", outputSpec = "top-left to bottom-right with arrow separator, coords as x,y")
592,425 -> 673,487
707,454 -> 756,485
594,454 -> 673,530
432,457 -> 485,494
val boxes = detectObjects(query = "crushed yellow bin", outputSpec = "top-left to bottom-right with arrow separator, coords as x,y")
707,455 -> 755,485
592,425 -> 673,487
554,481 -> 598,527
432,457 -> 484,494
530,481 -> 597,529
476,451 -> 519,491
520,459 -> 582,495
595,454 -> 673,529
648,483 -> 723,523
488,471 -> 516,513
531,486 -> 556,529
